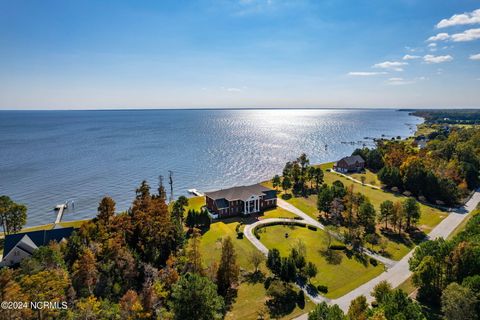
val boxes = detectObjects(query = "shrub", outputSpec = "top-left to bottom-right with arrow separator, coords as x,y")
317,285 -> 328,293
369,258 -> 378,266
307,225 -> 317,231
254,228 -> 260,240
329,244 -> 346,251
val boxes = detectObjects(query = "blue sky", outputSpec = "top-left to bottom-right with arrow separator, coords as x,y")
0,0 -> 479,109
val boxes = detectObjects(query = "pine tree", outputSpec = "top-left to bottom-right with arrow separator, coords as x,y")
216,237 -> 239,297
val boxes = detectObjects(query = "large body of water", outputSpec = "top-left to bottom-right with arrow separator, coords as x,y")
0,109 -> 422,226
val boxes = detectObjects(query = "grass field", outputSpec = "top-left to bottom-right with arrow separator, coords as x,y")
259,224 -> 384,299
197,219 -> 313,319
263,162 -> 447,261
349,169 -> 382,187
185,196 -> 206,212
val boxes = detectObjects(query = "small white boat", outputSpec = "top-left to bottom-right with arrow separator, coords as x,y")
188,189 -> 204,196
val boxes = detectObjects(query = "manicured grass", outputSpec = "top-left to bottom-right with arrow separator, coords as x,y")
198,220 -> 255,268
186,196 -> 206,212
198,220 -> 314,319
397,276 -> 417,296
57,219 -> 90,229
349,169 -> 382,186
260,207 -> 297,220
259,225 -> 384,299
226,281 -> 315,320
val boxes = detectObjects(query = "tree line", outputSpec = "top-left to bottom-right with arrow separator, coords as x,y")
355,126 -> 480,206
408,210 -> 480,320
0,180 -> 239,320
272,153 -> 324,197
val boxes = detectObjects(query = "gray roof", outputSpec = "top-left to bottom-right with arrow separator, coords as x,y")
205,184 -> 276,202
340,155 -> 365,165
2,227 -> 75,259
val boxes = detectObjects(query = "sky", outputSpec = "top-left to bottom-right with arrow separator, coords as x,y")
0,0 -> 480,109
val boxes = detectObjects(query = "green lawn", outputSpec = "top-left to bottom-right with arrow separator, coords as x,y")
349,169 -> 382,187
260,207 -> 297,220
397,276 -> 417,296
186,196 -> 206,212
226,281 -> 315,320
259,224 -> 384,299
198,220 -> 313,319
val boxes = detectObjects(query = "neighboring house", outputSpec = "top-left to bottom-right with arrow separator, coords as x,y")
416,139 -> 428,149
205,184 -> 277,218
334,155 -> 365,173
0,227 -> 74,267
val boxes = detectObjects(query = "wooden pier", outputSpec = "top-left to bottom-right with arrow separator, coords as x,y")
54,202 -> 68,225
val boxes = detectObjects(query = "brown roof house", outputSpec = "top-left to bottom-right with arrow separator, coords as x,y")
333,155 -> 365,173
205,184 -> 277,219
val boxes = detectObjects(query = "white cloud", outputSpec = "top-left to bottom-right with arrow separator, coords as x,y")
373,61 -> 408,71
423,54 -> 453,64
428,43 -> 437,48
348,71 -> 387,76
450,28 -> 480,42
403,54 -> 420,60
470,53 -> 480,60
436,9 -> 480,28
227,87 -> 242,92
386,77 -> 413,85
427,33 -> 450,42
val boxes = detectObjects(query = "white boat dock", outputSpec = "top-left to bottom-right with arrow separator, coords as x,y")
188,188 -> 204,196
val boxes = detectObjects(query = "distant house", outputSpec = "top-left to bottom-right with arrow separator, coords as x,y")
0,227 -> 74,267
205,184 -> 277,218
334,155 -> 365,173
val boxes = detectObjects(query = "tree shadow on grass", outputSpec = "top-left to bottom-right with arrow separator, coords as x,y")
319,249 -> 343,265
223,288 -> 238,312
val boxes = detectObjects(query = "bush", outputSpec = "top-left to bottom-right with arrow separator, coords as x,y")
317,285 -> 328,293
254,228 -> 260,240
369,258 -> 378,266
296,290 -> 305,309
237,231 -> 244,239
307,225 -> 317,231
329,244 -> 346,251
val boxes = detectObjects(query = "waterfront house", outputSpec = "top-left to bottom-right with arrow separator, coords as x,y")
334,155 -> 365,173
0,227 -> 74,267
205,184 -> 277,218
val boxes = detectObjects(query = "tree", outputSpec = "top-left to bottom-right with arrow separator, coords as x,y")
280,257 -> 297,282
305,262 -> 318,284
72,247 -> 99,297
0,195 -> 27,234
186,229 -> 204,275
371,280 -> 392,305
282,176 -> 292,194
347,295 -> 369,320
248,249 -> 266,273
311,167 -> 324,190
329,198 -> 344,225
308,302 -> 346,320
171,196 -> 188,222
216,237 -> 239,297
97,196 -> 115,224
266,280 -> 298,317
20,269 -> 70,319
171,273 -> 224,320
267,248 -> 282,276
378,166 -> 402,188
381,289 -> 425,320
272,175 -> 281,191
441,282 -> 477,320
0,268 -> 31,319
403,197 -> 420,230
119,290 -> 146,320
358,200 -> 376,234
317,185 -> 333,215
379,200 -> 394,230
